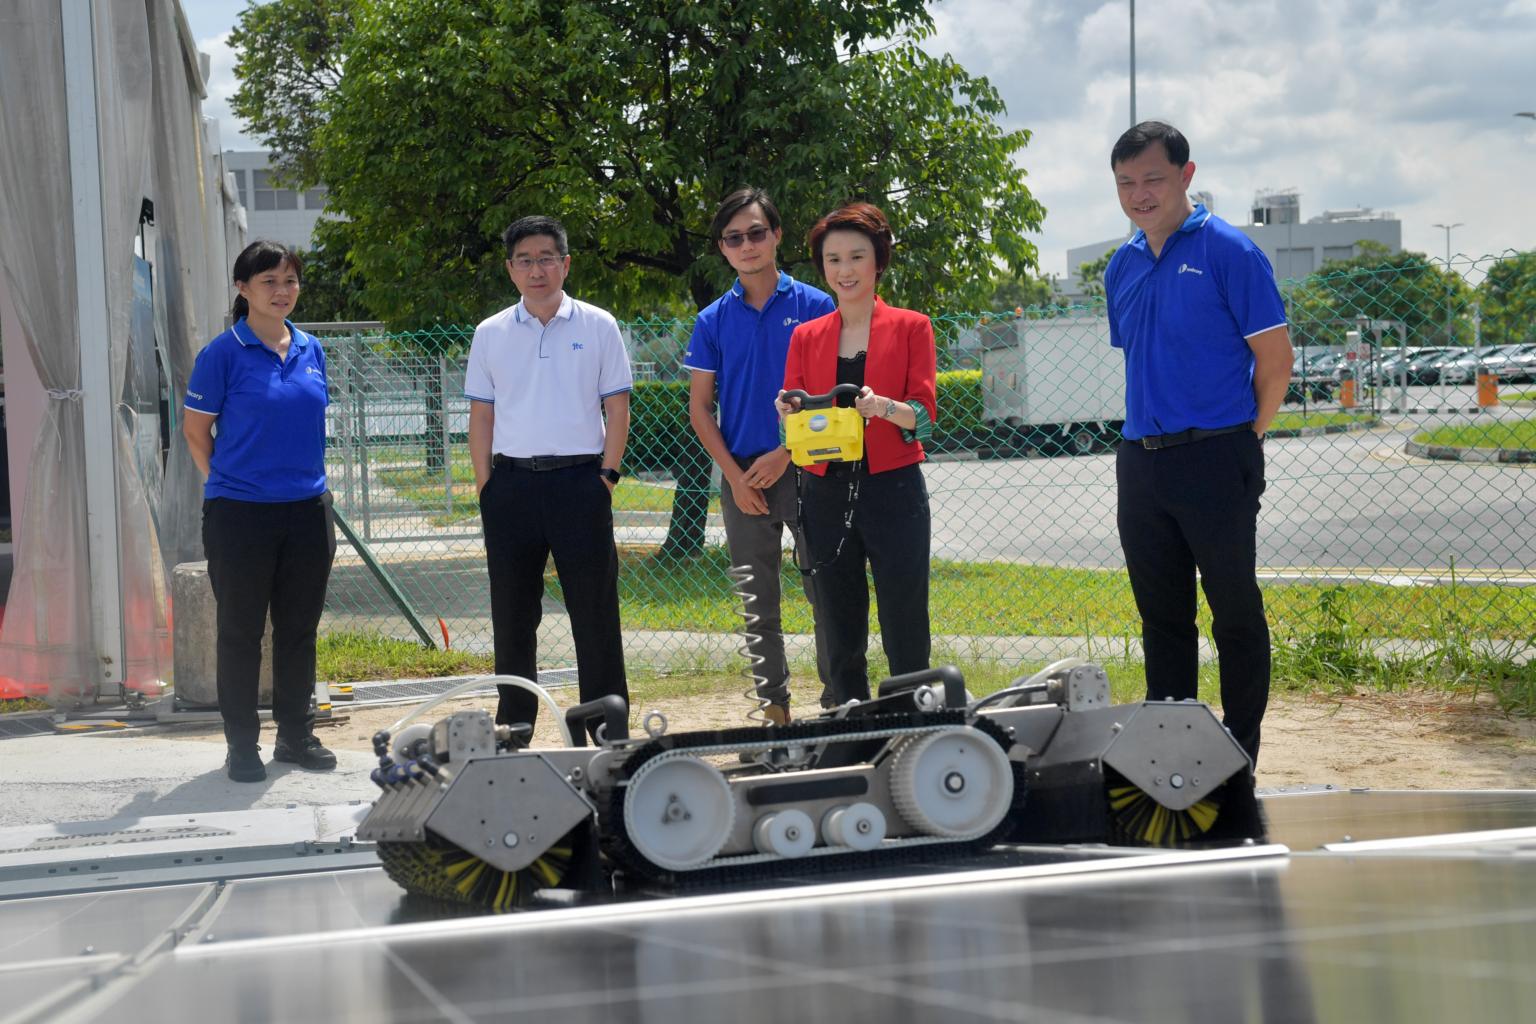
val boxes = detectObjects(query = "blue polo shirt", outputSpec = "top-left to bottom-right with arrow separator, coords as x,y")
185,318 -> 330,501
1106,205 -> 1287,440
683,271 -> 835,457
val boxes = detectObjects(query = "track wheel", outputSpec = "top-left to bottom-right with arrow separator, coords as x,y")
889,726 -> 1014,840
377,830 -> 574,913
623,755 -> 736,871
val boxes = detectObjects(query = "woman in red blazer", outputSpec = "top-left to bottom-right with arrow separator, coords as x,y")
775,202 -> 937,705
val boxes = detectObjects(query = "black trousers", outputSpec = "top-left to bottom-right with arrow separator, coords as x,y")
479,460 -> 628,729
202,493 -> 336,750
1116,430 -> 1270,763
800,462 -> 931,704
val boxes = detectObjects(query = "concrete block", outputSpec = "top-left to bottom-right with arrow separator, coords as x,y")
172,561 -> 273,707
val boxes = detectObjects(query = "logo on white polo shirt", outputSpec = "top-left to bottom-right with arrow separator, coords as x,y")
571,341 -> 585,351
1178,263 -> 1204,275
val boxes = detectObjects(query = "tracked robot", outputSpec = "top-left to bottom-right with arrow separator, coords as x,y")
358,662 -> 1263,912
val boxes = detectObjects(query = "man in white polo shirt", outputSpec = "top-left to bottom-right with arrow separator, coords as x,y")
466,215 -> 633,731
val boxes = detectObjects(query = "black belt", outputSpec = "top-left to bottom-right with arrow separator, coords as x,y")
492,453 -> 600,471
1137,422 -> 1253,450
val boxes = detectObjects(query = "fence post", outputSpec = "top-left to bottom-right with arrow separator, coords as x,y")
440,353 -> 453,511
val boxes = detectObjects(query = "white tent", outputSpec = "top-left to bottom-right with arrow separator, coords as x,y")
0,0 -> 243,705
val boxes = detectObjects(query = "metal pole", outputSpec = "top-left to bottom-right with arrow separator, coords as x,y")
1432,222 -> 1463,345
62,0 -> 125,693
1129,0 -> 1136,127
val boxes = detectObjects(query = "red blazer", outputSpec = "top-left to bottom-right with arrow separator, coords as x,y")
783,297 -> 938,476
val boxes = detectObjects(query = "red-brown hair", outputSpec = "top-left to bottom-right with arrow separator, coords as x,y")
807,202 -> 893,277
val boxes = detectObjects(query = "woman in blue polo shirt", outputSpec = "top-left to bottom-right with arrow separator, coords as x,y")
183,240 -> 337,783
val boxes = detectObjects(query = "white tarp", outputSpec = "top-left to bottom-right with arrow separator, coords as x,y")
0,0 -> 239,704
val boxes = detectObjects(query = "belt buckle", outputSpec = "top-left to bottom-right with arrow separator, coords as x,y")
1141,437 -> 1160,450
529,456 -> 548,471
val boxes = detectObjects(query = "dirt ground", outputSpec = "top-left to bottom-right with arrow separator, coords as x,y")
264,685 -> 1536,791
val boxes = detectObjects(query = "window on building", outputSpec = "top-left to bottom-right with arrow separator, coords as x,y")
252,169 -> 298,211
1323,245 -> 1356,264
253,169 -> 275,211
302,185 -> 328,211
231,169 -> 246,208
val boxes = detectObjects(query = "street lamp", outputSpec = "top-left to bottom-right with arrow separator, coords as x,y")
1516,112 -> 1536,120
1432,222 -> 1463,346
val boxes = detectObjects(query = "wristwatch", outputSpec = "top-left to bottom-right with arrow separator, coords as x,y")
598,467 -> 622,484
883,399 -> 898,419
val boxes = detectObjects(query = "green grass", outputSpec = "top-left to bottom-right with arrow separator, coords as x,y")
318,632 -> 493,682
376,458 -> 718,525
1502,390 -> 1536,403
600,550 -> 1536,642
1270,411 -> 1375,432
318,563 -> 1536,717
1413,420 -> 1536,450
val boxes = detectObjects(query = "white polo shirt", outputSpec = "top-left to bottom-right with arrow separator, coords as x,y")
464,293 -> 633,457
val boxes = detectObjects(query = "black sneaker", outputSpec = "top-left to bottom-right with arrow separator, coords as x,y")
226,746 -> 267,783
273,734 -> 338,771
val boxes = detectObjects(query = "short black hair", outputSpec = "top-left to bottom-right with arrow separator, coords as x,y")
231,239 -> 302,319
503,215 -> 569,259
710,187 -> 782,243
1111,121 -> 1190,169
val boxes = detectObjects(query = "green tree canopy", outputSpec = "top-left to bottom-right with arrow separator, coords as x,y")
986,268 -> 1059,312
1476,250 -> 1536,348
293,227 -> 376,325
1075,248 -> 1116,300
230,0 -> 1046,327
1286,240 -> 1477,348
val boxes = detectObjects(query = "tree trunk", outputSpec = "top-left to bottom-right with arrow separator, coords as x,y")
656,270 -> 721,561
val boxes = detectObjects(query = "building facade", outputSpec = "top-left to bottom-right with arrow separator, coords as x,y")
222,150 -> 329,250
1062,191 -> 1403,301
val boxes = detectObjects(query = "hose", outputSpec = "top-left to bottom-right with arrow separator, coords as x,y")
727,564 -> 773,724
384,673 -> 575,749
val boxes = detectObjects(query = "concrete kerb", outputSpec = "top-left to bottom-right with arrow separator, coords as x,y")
1267,417 -> 1381,440
1403,438 -> 1536,465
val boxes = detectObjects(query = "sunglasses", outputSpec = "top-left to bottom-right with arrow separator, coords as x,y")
720,225 -> 773,248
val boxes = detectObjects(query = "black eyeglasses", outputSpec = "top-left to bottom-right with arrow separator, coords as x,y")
720,225 -> 773,248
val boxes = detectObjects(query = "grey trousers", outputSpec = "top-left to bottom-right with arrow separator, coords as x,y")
719,455 -> 831,706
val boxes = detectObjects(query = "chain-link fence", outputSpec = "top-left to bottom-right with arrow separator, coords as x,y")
311,250 -> 1536,674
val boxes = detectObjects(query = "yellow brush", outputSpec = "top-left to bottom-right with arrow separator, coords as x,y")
1108,784 -> 1224,847
377,831 -> 573,913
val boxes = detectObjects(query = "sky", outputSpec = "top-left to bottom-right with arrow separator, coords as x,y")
183,0 -> 1536,279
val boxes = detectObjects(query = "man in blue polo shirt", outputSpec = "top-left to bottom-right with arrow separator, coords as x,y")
1105,122 -> 1294,765
684,188 -> 835,723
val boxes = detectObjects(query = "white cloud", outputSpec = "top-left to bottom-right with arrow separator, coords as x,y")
926,0 -> 1536,276
198,32 -> 256,151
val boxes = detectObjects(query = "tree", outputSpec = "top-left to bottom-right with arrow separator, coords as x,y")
1075,248 -> 1115,300
232,0 -> 1046,557
987,268 -> 1058,312
1286,241 -> 1477,348
228,0 -> 352,188
1477,251 -> 1536,348
294,228 -> 375,324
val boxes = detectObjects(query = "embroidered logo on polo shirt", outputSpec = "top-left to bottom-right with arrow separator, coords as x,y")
1178,264 -> 1204,275
782,317 -> 800,327
305,366 -> 322,375
571,341 -> 585,351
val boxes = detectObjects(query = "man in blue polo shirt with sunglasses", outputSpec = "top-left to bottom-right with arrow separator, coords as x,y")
1105,121 -> 1294,766
685,187 -> 835,724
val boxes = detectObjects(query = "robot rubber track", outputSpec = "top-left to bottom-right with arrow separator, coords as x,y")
603,709 -> 1026,887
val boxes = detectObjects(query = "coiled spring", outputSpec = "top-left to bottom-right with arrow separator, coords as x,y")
727,564 -> 773,724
